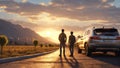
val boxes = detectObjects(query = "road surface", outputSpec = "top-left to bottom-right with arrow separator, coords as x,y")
0,47 -> 120,68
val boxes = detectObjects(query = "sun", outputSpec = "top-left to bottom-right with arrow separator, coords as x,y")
46,31 -> 51,36
36,29 -> 60,43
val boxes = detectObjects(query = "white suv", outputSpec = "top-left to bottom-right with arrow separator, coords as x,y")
77,27 -> 120,56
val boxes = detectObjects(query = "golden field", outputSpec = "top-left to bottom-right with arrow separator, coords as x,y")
0,45 -> 59,58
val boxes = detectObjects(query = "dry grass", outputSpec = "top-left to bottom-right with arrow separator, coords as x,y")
0,45 -> 59,58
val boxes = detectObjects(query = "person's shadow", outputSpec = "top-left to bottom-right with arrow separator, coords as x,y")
62,55 -> 82,68
60,56 -> 64,67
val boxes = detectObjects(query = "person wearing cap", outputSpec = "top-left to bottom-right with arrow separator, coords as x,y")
58,29 -> 67,57
68,31 -> 76,57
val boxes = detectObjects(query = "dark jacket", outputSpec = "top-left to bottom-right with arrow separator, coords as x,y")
59,33 -> 67,43
69,35 -> 76,44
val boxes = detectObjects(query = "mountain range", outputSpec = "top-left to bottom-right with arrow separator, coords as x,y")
0,19 -> 51,45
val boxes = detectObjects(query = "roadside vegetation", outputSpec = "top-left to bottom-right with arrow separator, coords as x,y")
0,35 -> 8,55
0,35 -> 59,59
0,45 -> 59,58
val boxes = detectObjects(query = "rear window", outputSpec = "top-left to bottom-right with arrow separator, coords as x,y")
94,28 -> 119,36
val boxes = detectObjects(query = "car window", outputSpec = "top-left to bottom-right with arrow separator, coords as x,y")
94,28 -> 119,36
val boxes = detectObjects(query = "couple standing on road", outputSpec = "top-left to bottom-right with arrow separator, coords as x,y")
58,29 -> 76,57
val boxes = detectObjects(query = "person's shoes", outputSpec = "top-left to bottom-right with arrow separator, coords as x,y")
59,54 -> 61,57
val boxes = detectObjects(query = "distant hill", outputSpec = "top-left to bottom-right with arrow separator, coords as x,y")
0,19 -> 51,45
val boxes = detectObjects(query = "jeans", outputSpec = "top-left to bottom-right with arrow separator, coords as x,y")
60,42 -> 66,56
69,43 -> 74,56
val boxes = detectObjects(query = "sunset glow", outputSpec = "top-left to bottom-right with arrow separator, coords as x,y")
37,29 -> 60,43
1,1 -> 120,68
0,0 -> 120,43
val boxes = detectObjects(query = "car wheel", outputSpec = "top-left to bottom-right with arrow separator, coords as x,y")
85,45 -> 92,56
78,48 -> 82,53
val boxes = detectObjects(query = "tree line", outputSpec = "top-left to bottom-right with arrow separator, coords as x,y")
0,35 -> 58,56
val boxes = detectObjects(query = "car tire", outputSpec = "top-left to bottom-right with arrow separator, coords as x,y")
78,48 -> 82,53
85,45 -> 92,56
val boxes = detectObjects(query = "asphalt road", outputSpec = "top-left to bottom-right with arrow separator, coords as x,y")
0,47 -> 120,68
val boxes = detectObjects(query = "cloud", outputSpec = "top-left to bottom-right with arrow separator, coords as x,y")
50,0 -> 119,22
21,0 -> 27,3
2,0 -> 120,43
0,0 -> 120,24
48,0 -> 119,21
0,0 -> 45,16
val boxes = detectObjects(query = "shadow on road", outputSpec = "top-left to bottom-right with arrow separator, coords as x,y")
61,55 -> 82,68
60,56 -> 64,67
90,52 -> 120,67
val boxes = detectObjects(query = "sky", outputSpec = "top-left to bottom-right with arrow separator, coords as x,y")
0,0 -> 120,43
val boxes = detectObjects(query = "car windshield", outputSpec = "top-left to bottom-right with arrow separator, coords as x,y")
94,28 -> 119,36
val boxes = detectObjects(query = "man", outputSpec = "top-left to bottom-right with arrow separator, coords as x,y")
58,29 -> 67,57
68,31 -> 76,57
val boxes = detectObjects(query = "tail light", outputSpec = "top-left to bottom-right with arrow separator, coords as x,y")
116,37 -> 120,40
90,36 -> 101,40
